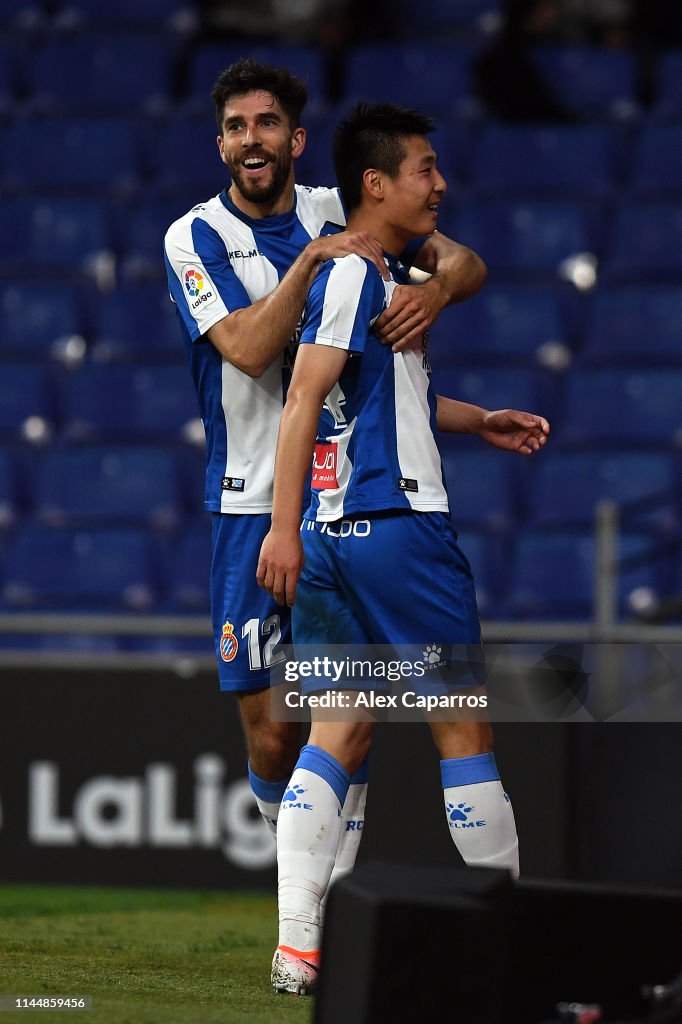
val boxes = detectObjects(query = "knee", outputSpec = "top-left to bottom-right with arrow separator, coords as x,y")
247,720 -> 301,781
432,720 -> 494,760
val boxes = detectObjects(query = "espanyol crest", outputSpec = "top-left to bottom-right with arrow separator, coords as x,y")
220,621 -> 239,663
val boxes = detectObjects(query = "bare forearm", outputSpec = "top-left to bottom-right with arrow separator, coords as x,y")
436,395 -> 487,434
207,246 -> 322,377
414,235 -> 488,305
271,390 -> 323,533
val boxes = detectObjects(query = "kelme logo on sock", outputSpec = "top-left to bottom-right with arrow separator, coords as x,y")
281,784 -> 313,812
447,802 -> 487,829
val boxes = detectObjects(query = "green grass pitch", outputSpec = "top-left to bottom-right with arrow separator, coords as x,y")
0,885 -> 313,1023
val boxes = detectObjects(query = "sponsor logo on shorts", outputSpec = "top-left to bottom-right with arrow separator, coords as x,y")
422,644 -> 443,666
219,620 -> 239,663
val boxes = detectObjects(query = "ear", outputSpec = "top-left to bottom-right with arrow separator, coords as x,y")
217,135 -> 228,166
291,126 -> 306,159
363,167 -> 383,201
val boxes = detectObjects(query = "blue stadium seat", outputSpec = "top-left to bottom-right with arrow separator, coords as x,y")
559,369 -> 682,448
454,528 -> 507,620
0,198 -> 112,278
33,447 -> 185,530
470,123 -> 622,199
392,0 -> 502,40
185,43 -> 325,113
62,364 -> 200,442
90,284 -> 185,363
450,199 -> 602,280
0,282 -> 86,359
601,201 -> 682,284
177,447 -> 207,515
583,286 -> 682,364
0,450 -> 22,529
0,364 -> 56,442
1,524 -> 161,611
428,284 -> 564,365
430,366 -> 542,416
295,109 -> 338,189
652,51 -> 682,121
0,37 -> 23,114
344,45 -> 477,118
149,113 -> 227,196
54,0 -> 197,32
529,46 -> 639,121
630,124 -> 682,198
528,452 -> 680,536
3,117 -> 141,195
28,36 -> 175,115
440,446 -> 518,534
507,530 -> 662,620
119,196 -> 197,280
167,518 -> 211,611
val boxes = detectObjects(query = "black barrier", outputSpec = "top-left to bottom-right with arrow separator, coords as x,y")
1,667 -> 681,889
0,667 -> 277,887
315,864 -> 682,1024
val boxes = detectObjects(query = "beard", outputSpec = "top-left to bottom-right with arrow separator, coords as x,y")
228,151 -> 292,206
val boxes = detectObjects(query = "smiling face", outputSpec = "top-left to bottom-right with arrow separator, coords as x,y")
216,90 -> 305,217
378,135 -> 446,246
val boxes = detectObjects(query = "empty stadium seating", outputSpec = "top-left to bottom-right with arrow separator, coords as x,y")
507,531 -> 664,620
1,525 -> 161,611
0,17 -> 680,635
470,123 -> 623,200
32,447 -> 185,530
529,46 -> 640,120
27,35 -> 176,115
61,364 -> 200,443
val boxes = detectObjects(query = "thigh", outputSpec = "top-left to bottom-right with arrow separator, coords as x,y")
338,512 -> 482,646
211,512 -> 291,691
294,523 -> 372,646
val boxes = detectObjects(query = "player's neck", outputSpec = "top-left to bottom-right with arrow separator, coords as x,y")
346,210 -> 409,258
227,175 -> 296,220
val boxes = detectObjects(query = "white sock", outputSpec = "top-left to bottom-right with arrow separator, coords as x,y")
248,761 -> 288,838
441,753 -> 519,878
321,757 -> 369,919
277,744 -> 350,952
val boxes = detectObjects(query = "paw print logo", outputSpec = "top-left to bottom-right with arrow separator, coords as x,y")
423,644 -> 442,665
447,802 -> 473,823
283,784 -> 306,803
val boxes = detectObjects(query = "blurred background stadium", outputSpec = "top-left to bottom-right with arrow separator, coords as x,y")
1,0 -> 681,896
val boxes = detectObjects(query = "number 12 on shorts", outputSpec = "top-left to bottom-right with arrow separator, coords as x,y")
242,614 -> 286,671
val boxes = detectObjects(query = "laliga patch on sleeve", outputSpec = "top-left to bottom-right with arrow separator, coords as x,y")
182,264 -> 218,313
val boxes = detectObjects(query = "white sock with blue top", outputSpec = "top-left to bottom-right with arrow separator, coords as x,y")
441,752 -> 519,877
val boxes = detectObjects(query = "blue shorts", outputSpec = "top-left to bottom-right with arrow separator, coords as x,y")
292,511 -> 483,690
210,513 -> 291,692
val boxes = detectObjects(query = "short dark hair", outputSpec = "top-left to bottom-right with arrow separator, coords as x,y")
211,57 -> 308,131
332,102 -> 436,211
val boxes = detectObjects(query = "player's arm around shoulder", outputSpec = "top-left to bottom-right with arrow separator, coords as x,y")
207,233 -> 387,378
375,232 -> 488,352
